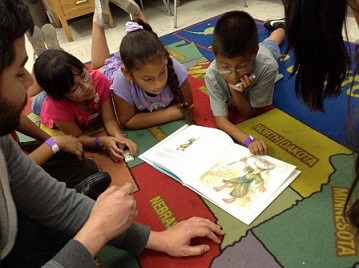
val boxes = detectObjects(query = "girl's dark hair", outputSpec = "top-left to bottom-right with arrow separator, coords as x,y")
344,44 -> 359,231
120,19 -> 192,124
284,0 -> 359,230
212,10 -> 258,58
34,49 -> 86,100
0,0 -> 34,75
283,0 -> 350,112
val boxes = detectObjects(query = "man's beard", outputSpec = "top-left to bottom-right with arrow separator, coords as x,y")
0,97 -> 27,136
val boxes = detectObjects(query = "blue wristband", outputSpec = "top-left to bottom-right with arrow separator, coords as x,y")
244,135 -> 254,147
94,136 -> 101,147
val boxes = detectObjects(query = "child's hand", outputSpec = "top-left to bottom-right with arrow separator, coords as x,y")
166,104 -> 187,121
53,135 -> 83,160
115,135 -> 138,157
98,136 -> 125,162
100,136 -> 138,163
229,73 -> 256,93
248,139 -> 267,155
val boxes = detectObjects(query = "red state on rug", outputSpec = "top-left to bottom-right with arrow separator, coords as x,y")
132,163 -> 222,267
188,67 -> 274,128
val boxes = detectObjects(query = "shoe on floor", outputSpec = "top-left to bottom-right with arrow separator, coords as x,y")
264,18 -> 285,31
95,0 -> 110,26
41,24 -> 61,50
75,171 -> 111,200
26,26 -> 47,57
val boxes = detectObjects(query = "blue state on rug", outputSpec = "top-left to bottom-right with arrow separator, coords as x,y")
159,15 -> 359,149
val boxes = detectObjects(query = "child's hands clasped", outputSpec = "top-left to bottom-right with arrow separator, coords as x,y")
248,139 -> 267,155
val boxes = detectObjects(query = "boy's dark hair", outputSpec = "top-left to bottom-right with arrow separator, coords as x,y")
212,11 -> 258,58
0,0 -> 34,75
120,19 -> 192,124
34,49 -> 86,100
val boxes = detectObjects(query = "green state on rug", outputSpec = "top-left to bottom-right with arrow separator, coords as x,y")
100,109 -> 358,267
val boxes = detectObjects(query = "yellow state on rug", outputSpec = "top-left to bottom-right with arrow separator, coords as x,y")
237,108 -> 353,198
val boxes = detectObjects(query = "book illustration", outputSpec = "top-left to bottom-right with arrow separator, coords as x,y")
201,156 -> 276,207
176,136 -> 200,151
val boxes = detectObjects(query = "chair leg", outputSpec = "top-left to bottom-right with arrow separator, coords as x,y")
173,0 -> 177,28
137,0 -> 144,10
162,0 -> 173,16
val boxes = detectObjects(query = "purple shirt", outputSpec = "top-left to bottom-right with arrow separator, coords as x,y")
110,55 -> 188,112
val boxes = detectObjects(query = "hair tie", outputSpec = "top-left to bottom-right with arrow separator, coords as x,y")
125,21 -> 144,33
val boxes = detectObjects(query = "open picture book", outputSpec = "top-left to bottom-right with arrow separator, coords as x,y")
139,124 -> 301,225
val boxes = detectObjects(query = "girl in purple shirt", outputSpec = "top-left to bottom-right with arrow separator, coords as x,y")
91,16 -> 194,129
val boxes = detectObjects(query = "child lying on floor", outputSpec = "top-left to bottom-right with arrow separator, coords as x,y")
33,49 -> 137,163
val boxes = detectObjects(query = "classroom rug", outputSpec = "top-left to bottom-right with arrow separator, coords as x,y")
96,15 -> 359,267
21,13 -> 359,268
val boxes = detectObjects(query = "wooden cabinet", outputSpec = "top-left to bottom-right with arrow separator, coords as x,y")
44,0 -> 114,42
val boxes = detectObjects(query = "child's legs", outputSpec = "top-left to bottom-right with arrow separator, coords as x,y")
31,90 -> 47,116
91,14 -> 110,70
266,28 -> 285,47
260,38 -> 282,63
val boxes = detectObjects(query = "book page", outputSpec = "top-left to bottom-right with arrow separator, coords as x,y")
140,125 -> 235,183
185,144 -> 298,224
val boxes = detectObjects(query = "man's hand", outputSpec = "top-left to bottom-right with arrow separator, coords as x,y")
74,184 -> 137,257
146,217 -> 225,257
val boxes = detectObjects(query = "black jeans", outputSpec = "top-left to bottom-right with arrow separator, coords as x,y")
21,140 -> 99,188
2,211 -> 70,267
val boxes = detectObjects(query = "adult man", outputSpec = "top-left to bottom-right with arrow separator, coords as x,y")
0,1 -> 224,267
